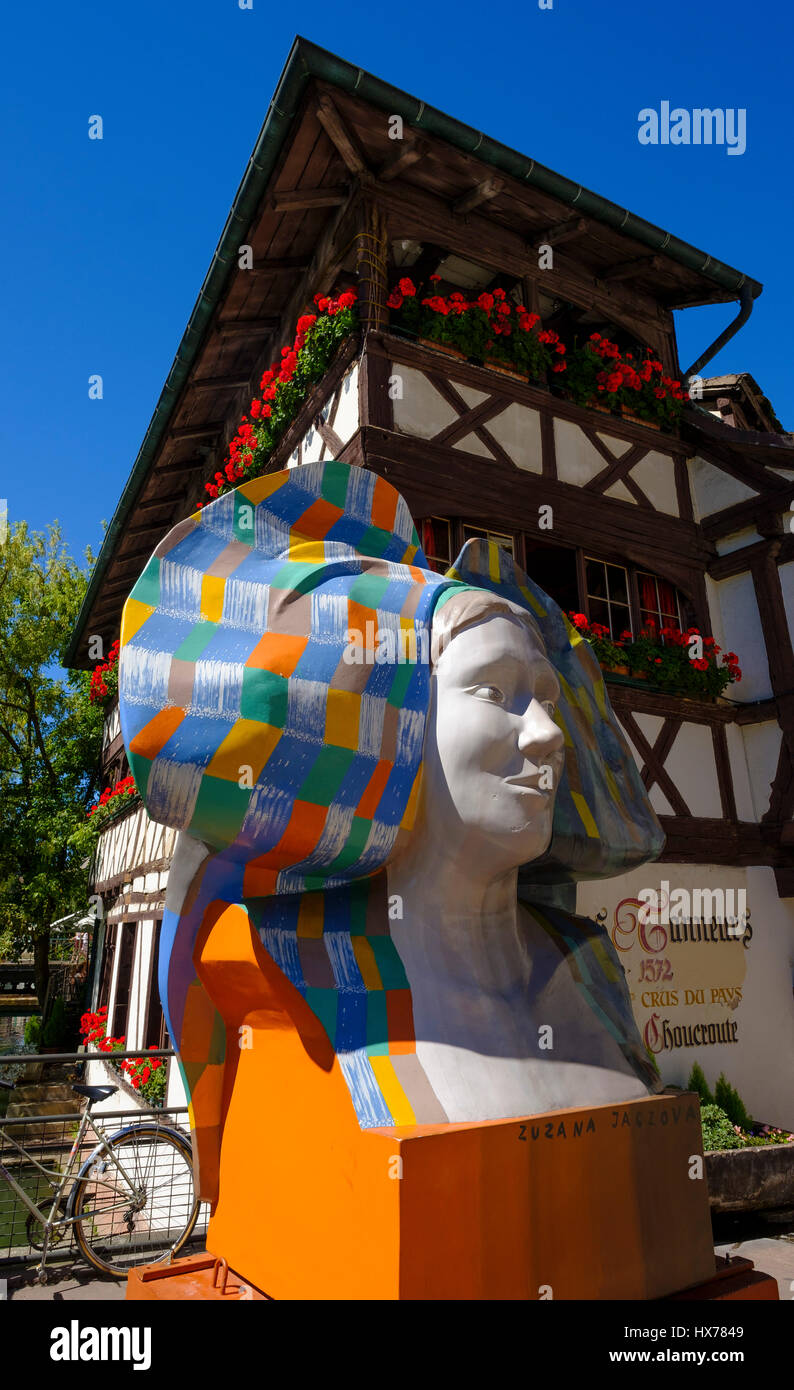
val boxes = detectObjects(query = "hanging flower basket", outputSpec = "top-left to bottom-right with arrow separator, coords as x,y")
485,358 -> 528,382
418,337 -> 466,361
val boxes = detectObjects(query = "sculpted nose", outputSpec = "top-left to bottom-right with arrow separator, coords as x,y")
517,700 -> 565,762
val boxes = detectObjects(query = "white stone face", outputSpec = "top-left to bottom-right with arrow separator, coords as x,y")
386,608 -> 650,1122
419,615 -> 564,876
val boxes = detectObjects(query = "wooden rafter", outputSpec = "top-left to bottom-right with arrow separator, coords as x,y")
190,375 -> 252,391
531,216 -> 587,247
378,137 -> 428,182
168,423 -> 224,441
601,255 -> 661,282
452,177 -> 503,216
584,441 -> 649,494
316,93 -> 370,177
217,318 -> 279,337
272,186 -> 348,212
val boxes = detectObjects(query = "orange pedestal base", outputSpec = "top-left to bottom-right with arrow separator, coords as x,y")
140,903 -> 777,1301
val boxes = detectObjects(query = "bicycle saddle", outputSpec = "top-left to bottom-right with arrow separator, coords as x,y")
72,1083 -> 118,1101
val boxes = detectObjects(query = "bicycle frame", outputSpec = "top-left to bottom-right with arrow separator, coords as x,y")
0,1103 -> 150,1276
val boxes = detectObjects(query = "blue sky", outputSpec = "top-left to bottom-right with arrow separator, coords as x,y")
2,0 -> 792,569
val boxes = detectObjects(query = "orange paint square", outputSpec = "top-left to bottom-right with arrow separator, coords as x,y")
129,706 -> 185,760
291,497 -> 344,542
357,758 -> 393,821
370,475 -> 398,534
245,632 -> 308,676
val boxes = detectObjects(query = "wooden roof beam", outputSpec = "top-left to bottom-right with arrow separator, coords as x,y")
316,93 -> 370,177
217,317 -> 279,338
452,177 -> 503,216
167,422 -> 224,441
272,186 -> 348,212
247,257 -> 311,273
190,374 -> 252,391
378,136 -> 428,182
602,254 -> 662,282
530,215 -> 587,248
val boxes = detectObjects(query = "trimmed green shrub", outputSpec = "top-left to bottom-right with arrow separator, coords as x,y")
700,1104 -> 747,1151
714,1073 -> 752,1130
23,1014 -> 42,1048
686,1061 -> 714,1108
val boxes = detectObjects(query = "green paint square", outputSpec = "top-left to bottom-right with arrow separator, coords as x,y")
366,992 -> 389,1056
348,881 -> 370,936
320,461 -> 350,511
240,666 -> 288,727
298,744 -> 356,807
271,561 -> 326,594
233,493 -> 257,545
188,775 -> 251,848
305,987 -> 338,1046
348,573 -> 390,609
325,815 -> 371,873
368,938 -> 409,991
387,659 -> 417,709
131,559 -> 160,609
174,622 -> 218,663
355,525 -> 390,558
127,752 -> 152,802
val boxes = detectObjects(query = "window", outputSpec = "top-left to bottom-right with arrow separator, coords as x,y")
462,524 -> 515,558
585,558 -> 632,639
111,924 -> 137,1038
637,571 -> 682,634
420,517 -> 452,574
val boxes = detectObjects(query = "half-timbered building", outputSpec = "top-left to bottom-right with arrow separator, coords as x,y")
66,38 -> 794,1126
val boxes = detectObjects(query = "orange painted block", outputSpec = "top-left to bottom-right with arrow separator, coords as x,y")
194,904 -> 721,1301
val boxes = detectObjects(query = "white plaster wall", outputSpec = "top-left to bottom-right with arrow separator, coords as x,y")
706,572 -> 772,702
332,362 -> 359,444
630,450 -> 679,515
740,722 -> 781,820
664,723 -> 723,818
102,703 -> 121,754
483,402 -> 543,473
453,432 -> 495,459
394,366 -> 458,438
604,480 -> 635,503
615,712 -> 674,815
724,722 -> 756,822
576,863 -> 794,1130
554,419 -> 607,486
689,455 -> 758,520
595,430 -> 633,456
778,561 -> 794,639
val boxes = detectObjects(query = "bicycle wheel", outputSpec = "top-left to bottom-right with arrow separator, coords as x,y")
71,1123 -> 200,1277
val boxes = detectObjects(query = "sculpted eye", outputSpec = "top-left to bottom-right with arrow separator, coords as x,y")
540,699 -> 557,717
473,684 -> 505,703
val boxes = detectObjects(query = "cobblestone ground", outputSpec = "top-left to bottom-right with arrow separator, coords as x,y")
4,1221 -> 794,1300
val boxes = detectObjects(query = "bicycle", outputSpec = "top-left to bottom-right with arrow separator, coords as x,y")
0,1076 -> 200,1281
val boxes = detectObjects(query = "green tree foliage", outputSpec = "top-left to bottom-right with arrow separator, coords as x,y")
686,1061 -> 714,1107
0,521 -> 103,1002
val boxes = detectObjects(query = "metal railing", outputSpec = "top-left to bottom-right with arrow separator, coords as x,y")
0,1050 -> 208,1271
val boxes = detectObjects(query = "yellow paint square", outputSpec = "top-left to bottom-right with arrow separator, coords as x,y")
297,893 -> 325,939
206,720 -> 281,782
238,473 -> 287,506
120,598 -> 155,647
352,936 -> 382,990
369,1056 -> 416,1126
324,689 -> 361,750
201,574 -> 226,622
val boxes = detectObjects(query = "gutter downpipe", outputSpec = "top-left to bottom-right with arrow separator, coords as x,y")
684,283 -> 755,381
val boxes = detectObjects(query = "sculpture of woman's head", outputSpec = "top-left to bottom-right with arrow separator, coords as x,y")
118,460 -> 664,1147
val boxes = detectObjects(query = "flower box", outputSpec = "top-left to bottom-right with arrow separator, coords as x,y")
705,1143 -> 794,1214
620,406 -> 661,431
418,337 -> 466,361
485,358 -> 527,383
